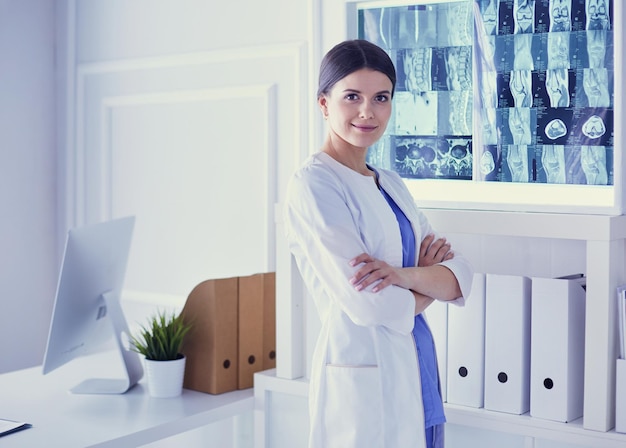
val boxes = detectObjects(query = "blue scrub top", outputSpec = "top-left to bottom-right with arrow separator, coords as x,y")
378,183 -> 446,430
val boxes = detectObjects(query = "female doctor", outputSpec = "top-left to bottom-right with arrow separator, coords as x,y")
284,40 -> 474,448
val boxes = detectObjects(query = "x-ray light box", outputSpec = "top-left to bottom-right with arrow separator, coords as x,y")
353,0 -> 623,215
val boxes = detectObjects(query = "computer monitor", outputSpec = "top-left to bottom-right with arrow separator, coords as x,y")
42,216 -> 143,394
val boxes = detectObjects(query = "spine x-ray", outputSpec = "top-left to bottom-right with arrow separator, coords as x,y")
360,2 -> 474,180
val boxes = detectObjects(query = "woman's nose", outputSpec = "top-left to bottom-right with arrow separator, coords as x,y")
359,102 -> 374,119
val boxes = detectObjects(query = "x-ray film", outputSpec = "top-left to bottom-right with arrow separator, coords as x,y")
392,136 -> 473,179
360,0 -> 614,186
473,0 -> 614,185
359,1 -> 474,180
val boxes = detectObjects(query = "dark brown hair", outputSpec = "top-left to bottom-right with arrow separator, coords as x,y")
317,39 -> 397,99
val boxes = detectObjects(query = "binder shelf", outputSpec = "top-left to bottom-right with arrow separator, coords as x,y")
422,209 -> 626,437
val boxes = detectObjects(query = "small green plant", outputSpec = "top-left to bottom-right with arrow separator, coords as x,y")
130,310 -> 192,361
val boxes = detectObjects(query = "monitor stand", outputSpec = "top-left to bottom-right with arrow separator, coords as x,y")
70,291 -> 144,394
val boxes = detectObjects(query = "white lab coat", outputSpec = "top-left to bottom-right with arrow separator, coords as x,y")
284,152 -> 474,448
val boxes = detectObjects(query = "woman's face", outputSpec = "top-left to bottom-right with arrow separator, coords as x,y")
319,68 -> 393,150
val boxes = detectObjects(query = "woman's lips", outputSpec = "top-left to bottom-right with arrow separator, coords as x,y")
352,124 -> 378,132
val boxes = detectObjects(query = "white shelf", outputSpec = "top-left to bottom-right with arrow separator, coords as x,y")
445,404 -> 626,448
421,209 -> 626,242
254,369 -> 626,447
267,209 -> 626,445
423,209 -> 626,433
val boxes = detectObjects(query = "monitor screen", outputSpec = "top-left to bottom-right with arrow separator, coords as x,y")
42,216 -> 143,394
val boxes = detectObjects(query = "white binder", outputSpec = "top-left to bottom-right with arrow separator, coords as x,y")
484,274 -> 532,414
424,301 -> 449,402
530,275 -> 586,422
446,273 -> 486,407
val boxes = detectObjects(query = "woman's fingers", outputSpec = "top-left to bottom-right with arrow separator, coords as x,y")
349,252 -> 374,267
419,236 -> 454,266
349,256 -> 396,291
349,259 -> 381,287
419,234 -> 435,259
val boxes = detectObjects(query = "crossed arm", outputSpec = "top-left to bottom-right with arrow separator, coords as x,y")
349,234 -> 463,315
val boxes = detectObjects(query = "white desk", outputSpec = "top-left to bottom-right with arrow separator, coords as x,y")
0,351 -> 254,447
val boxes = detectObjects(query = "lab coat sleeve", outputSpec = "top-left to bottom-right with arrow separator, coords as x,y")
439,256 -> 473,306
284,166 -> 415,335
410,193 -> 474,306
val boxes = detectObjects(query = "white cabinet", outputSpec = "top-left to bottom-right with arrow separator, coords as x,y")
423,209 -> 626,445
256,209 -> 626,448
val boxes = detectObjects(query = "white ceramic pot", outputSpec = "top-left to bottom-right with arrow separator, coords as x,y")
144,355 -> 186,398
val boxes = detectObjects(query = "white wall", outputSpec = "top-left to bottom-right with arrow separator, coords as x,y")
0,0 -> 311,445
0,0 -> 57,373
0,0 -> 310,374
60,2 -> 311,446
59,0 -> 310,304
0,1 -> 607,447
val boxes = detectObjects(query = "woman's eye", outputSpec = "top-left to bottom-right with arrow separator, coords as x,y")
376,95 -> 390,103
345,93 -> 359,101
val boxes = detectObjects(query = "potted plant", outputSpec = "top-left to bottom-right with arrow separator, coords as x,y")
131,310 -> 192,398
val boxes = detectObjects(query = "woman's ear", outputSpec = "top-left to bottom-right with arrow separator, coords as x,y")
318,96 -> 328,118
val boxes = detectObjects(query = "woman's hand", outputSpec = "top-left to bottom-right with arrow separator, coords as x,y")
349,253 -> 411,292
418,234 -> 454,267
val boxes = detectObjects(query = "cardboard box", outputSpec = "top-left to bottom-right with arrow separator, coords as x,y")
180,277 -> 239,394
237,273 -> 276,389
